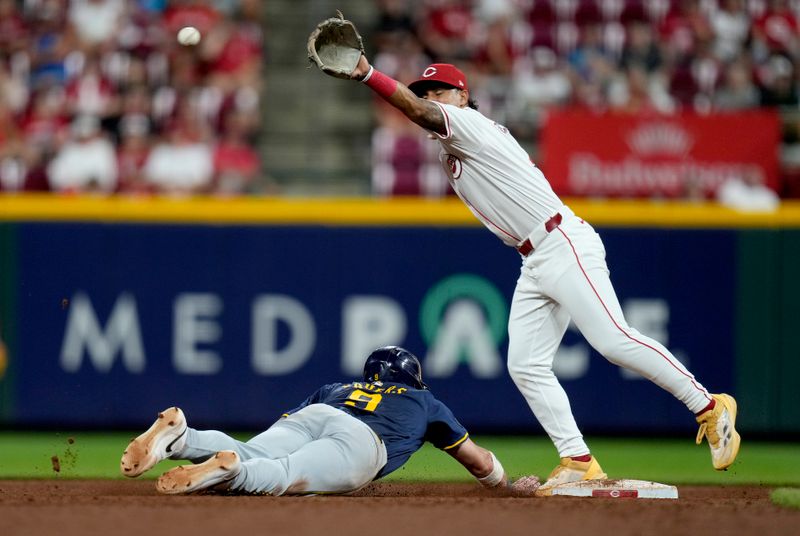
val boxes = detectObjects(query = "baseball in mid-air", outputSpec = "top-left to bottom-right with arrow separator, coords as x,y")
177,26 -> 201,46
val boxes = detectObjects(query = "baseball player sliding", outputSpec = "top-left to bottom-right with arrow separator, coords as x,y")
121,346 -> 540,496
307,17 -> 740,495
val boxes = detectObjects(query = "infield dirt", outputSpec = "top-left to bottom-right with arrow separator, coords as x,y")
0,480 -> 796,536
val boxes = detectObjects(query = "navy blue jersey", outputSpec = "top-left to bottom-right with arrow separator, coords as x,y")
285,381 -> 468,478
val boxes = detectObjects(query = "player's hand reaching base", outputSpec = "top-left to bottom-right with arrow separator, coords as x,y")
510,475 -> 541,496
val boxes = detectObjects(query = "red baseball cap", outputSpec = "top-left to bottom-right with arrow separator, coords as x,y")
408,63 -> 469,96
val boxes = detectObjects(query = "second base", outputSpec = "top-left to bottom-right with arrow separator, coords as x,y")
541,479 -> 678,499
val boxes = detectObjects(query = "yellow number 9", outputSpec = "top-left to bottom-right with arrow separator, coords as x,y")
344,389 -> 383,412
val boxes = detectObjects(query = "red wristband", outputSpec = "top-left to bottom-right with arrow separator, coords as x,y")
362,67 -> 398,99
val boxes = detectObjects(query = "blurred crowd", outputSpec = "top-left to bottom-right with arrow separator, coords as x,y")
369,0 -> 800,198
0,0 -> 263,195
2,0 -> 799,201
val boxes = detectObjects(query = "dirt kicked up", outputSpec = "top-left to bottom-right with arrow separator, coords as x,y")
0,480 -> 796,536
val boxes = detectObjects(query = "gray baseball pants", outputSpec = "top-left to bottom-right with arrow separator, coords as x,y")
171,404 -> 387,495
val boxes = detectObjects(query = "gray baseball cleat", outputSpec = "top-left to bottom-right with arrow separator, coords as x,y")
156,450 -> 241,494
120,407 -> 188,478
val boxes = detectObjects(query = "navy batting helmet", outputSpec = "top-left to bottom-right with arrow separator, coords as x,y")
363,346 -> 428,390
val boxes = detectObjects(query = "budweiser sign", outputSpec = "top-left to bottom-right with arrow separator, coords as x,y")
541,111 -> 780,198
625,123 -> 693,156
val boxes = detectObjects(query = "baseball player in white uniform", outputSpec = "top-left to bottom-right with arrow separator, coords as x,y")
347,57 -> 741,494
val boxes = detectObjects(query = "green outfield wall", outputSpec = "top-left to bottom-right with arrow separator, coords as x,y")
736,229 -> 800,433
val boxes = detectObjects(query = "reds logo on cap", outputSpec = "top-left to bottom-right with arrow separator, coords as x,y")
423,67 -> 438,78
409,63 -> 469,96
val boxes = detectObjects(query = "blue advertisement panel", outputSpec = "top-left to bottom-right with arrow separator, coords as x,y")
11,223 -> 735,432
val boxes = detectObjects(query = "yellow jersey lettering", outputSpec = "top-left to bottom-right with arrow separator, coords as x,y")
365,383 -> 386,393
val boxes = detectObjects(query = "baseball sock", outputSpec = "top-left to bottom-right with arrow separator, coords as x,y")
695,399 -> 716,416
570,454 -> 592,462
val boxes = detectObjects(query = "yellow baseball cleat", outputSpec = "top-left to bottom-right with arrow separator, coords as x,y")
696,393 -> 741,470
535,456 -> 607,496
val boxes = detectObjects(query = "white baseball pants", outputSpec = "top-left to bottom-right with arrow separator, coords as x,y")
174,404 -> 387,495
508,206 -> 713,457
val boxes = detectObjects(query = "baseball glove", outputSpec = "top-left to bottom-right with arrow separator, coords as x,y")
307,11 -> 365,79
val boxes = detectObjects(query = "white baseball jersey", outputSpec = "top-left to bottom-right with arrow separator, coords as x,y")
430,101 -> 562,247
426,100 -> 714,462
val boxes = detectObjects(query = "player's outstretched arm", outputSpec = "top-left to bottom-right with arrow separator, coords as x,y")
446,438 -> 541,495
351,55 -> 447,135
446,438 -> 508,489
